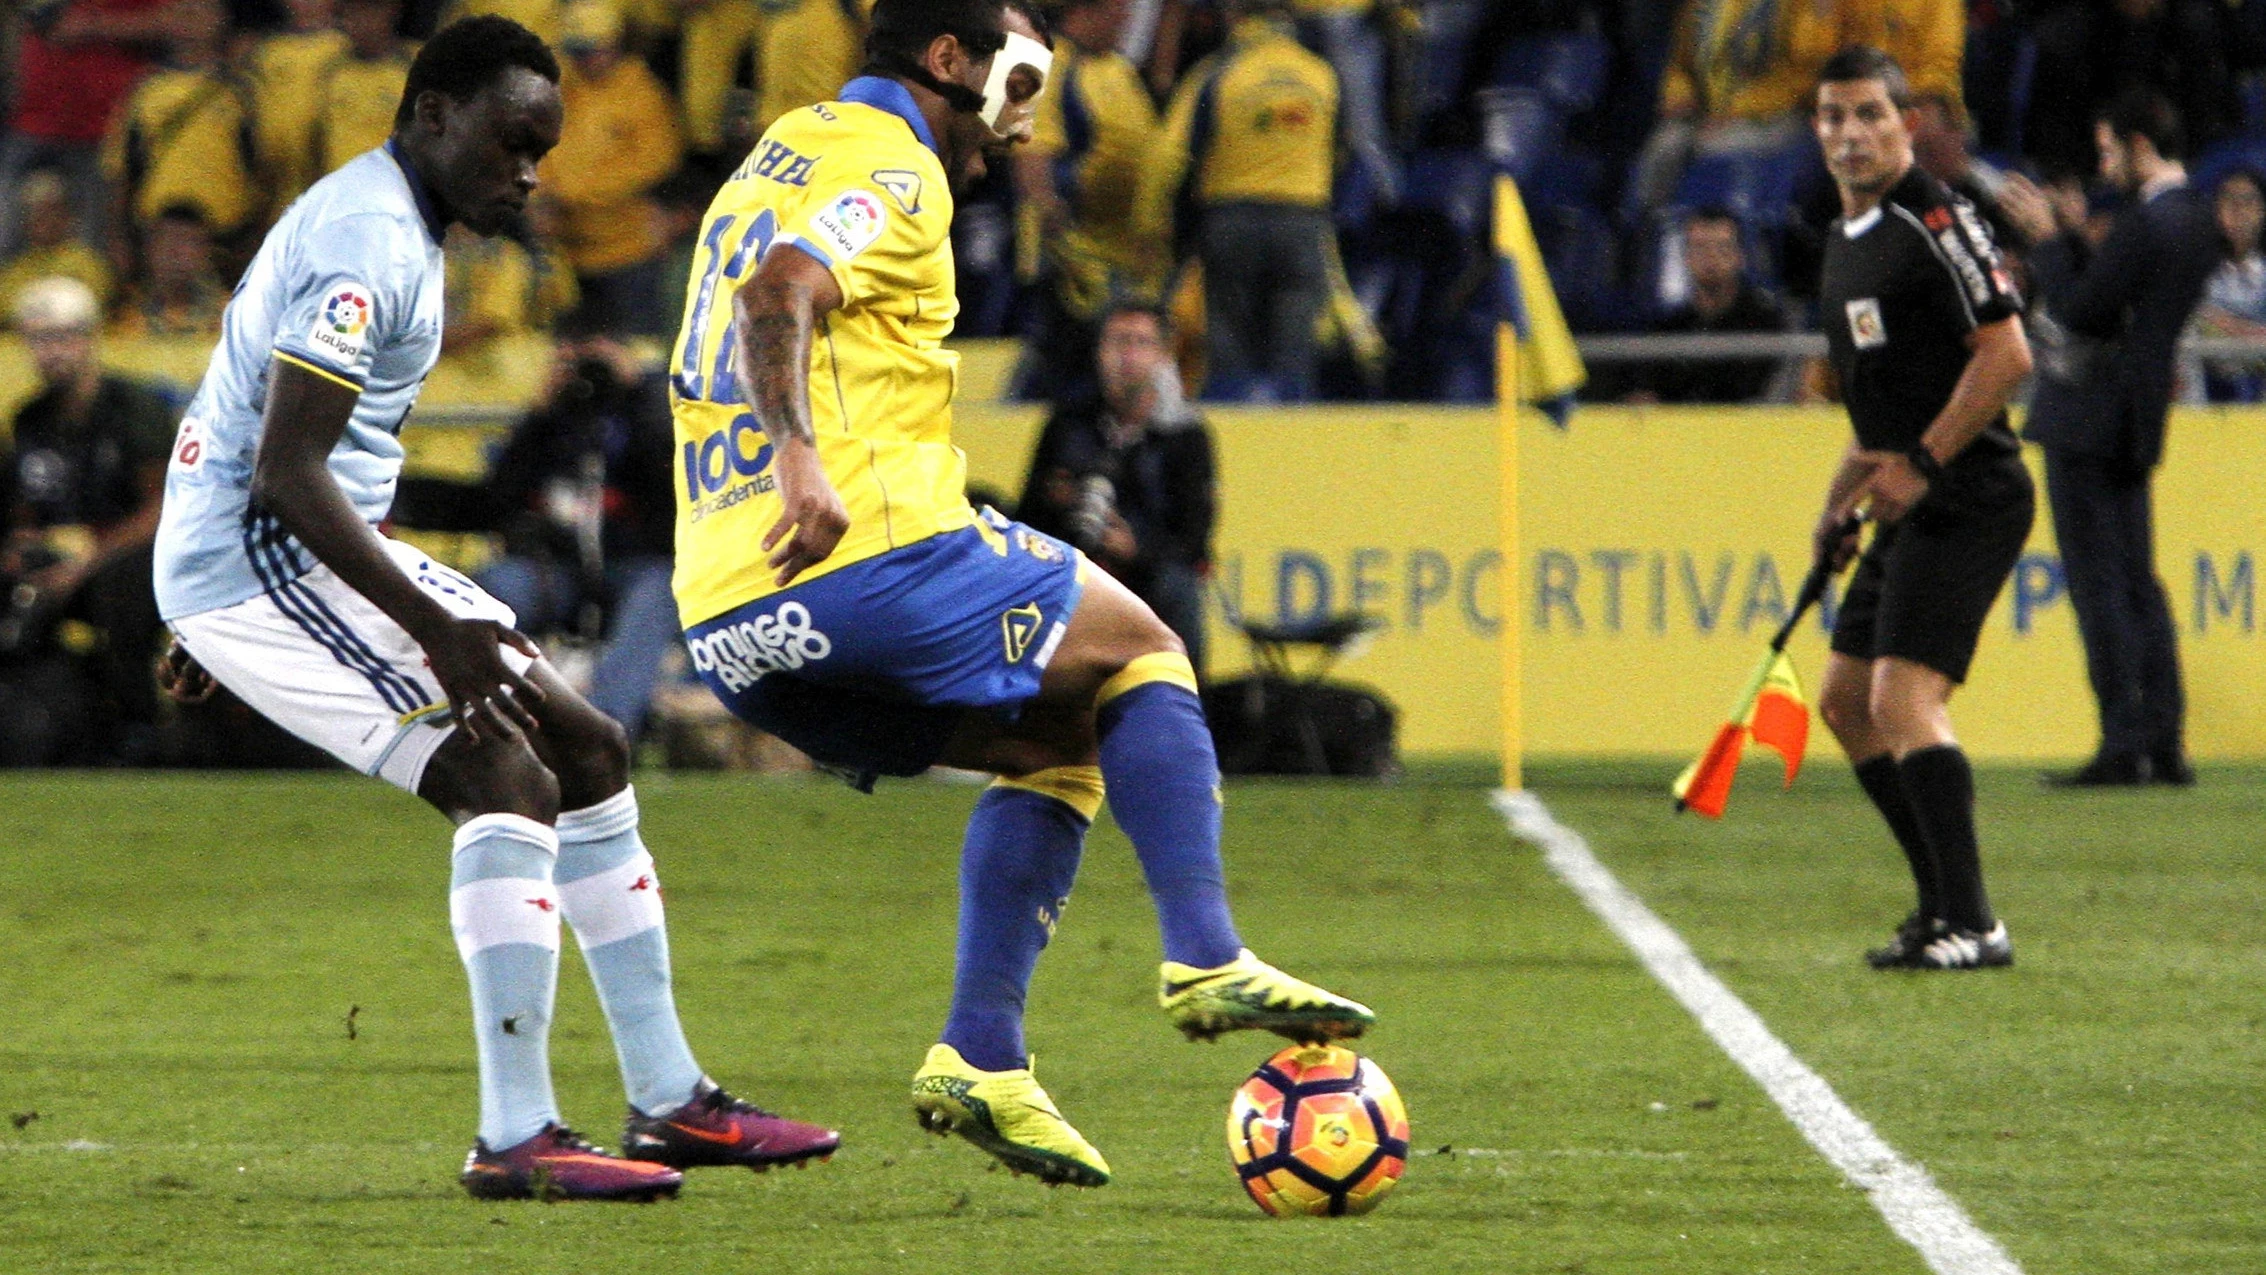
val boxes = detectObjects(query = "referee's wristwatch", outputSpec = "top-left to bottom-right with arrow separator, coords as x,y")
1905,447 -> 1944,483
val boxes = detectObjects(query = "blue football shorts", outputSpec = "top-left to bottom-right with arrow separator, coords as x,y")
683,512 -> 1085,787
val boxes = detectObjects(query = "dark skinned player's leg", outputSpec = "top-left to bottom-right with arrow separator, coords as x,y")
417,699 -> 569,1154
481,665 -> 837,1163
482,663 -> 709,1120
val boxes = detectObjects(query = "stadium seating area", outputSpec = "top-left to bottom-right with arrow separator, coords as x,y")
13,2 -> 2266,403
17,0 -> 2266,764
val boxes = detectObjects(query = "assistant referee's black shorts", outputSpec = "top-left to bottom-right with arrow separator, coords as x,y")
1831,453 -> 2035,684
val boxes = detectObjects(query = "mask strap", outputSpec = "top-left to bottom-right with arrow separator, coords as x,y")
867,56 -> 987,115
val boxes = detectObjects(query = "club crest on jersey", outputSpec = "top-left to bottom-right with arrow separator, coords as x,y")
811,190 -> 887,261
1013,528 -> 1064,563
311,284 -> 373,363
1846,297 -> 1886,349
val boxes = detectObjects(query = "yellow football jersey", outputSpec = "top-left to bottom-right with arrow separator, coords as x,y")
671,78 -> 972,627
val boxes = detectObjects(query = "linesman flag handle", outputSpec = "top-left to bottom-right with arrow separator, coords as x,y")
1671,517 -> 1858,818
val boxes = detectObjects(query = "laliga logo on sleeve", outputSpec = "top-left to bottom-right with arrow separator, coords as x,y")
812,190 -> 888,260
310,284 -> 374,363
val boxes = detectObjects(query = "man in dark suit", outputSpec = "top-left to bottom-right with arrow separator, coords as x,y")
2000,89 -> 2219,785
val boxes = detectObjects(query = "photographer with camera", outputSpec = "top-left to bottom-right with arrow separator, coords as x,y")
1016,302 -> 1217,676
0,276 -> 174,764
474,329 -> 679,745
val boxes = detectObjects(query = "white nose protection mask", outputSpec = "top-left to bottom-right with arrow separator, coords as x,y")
979,31 -> 1052,134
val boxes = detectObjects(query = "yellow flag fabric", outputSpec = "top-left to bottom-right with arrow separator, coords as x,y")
1492,174 -> 1586,418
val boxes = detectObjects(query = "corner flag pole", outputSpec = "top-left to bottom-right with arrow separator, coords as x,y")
1495,194 -> 1523,793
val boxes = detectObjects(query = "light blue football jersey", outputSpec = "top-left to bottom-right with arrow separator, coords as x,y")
154,143 -> 448,620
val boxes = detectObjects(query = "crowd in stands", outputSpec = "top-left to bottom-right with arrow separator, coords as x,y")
1522,0 -> 2266,407
10,1 -> 2266,404
14,0 -> 2266,765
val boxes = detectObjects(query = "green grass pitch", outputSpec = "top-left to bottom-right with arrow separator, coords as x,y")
1,764 -> 2259,1273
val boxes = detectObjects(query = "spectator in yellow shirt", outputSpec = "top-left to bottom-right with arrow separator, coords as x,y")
0,171 -> 116,325
1014,0 -> 1166,400
445,0 -> 563,46
1146,0 -> 1338,402
673,0 -> 764,163
1633,0 -> 1964,211
441,218 -> 580,364
100,0 -> 262,255
753,0 -> 869,135
542,0 -> 686,335
109,204 -> 228,340
250,0 -> 351,210
310,0 -> 417,180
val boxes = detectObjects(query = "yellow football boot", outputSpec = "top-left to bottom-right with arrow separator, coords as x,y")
1159,948 -> 1376,1042
910,1044 -> 1112,1187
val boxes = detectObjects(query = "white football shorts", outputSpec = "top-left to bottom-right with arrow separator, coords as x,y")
169,537 -> 535,792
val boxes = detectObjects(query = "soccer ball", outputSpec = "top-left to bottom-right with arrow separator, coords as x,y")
1227,1043 -> 1410,1217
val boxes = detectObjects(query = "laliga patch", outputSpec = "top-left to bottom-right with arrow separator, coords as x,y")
309,283 -> 374,365
810,190 -> 888,262
1845,297 -> 1886,350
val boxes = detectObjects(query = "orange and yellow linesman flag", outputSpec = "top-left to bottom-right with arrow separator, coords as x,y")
1493,174 -> 1585,424
1671,650 -> 1810,818
1671,526 -> 1849,818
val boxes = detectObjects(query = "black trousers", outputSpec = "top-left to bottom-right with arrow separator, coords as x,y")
1199,203 -> 1331,401
2043,448 -> 2184,760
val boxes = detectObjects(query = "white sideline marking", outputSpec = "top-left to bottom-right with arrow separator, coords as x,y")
1493,789 -> 2024,1275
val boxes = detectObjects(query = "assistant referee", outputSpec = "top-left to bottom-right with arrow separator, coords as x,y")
1809,46 -> 2035,972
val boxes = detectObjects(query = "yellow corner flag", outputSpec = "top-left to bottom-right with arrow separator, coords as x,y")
1492,174 -> 1585,424
1671,649 -> 1811,820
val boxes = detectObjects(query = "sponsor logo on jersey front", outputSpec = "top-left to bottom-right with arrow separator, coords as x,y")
810,190 -> 887,261
682,410 -> 778,522
687,601 -> 833,692
310,283 -> 373,364
1845,298 -> 1886,349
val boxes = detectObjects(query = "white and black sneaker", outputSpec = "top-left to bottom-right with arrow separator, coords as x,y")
1916,922 -> 2013,970
1865,912 -> 1946,970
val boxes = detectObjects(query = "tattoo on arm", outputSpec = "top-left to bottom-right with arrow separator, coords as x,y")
741,290 -> 817,447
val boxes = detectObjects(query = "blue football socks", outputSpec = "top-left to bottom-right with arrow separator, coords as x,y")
1095,655 -> 1244,969
941,775 -> 1095,1072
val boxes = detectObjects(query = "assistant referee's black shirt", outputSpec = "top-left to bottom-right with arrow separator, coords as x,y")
1820,166 -> 2024,462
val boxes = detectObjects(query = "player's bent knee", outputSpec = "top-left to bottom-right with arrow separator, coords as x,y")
546,709 -> 631,810
1062,566 -> 1183,677
421,729 -> 562,826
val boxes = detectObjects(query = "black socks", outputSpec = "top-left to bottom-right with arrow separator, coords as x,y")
1854,753 -> 1940,921
1897,744 -> 1995,933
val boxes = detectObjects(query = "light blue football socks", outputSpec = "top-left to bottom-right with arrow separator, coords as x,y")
449,814 -> 565,1149
554,786 -> 706,1117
